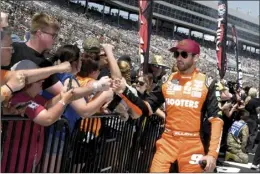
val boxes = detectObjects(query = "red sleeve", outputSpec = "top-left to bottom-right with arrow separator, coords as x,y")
25,101 -> 45,120
10,92 -> 46,120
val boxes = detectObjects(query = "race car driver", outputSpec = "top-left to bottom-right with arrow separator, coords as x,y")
112,39 -> 223,172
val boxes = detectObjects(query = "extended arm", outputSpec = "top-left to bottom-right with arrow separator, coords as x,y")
33,101 -> 67,126
6,62 -> 71,85
63,77 -> 112,118
32,90 -> 73,126
117,81 -> 165,117
102,44 -> 122,79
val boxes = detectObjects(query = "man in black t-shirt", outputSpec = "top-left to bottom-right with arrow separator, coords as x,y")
2,13 -> 114,126
2,13 -> 62,94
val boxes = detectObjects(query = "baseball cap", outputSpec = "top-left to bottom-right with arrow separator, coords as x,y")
11,60 -> 38,71
82,37 -> 101,53
169,39 -> 200,55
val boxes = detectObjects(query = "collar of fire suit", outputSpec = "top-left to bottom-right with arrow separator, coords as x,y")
175,68 -> 199,80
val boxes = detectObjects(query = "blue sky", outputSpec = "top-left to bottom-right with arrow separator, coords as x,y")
228,1 -> 259,17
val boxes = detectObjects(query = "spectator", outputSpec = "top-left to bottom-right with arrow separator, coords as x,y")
225,110 -> 249,164
75,42 -> 126,172
41,44 -> 113,172
107,59 -> 135,121
139,54 -> 170,90
118,55 -> 131,65
135,75 -> 153,99
41,43 -> 114,122
245,88 -> 260,154
1,29 -> 25,103
118,60 -> 131,85
3,13 -> 112,127
118,54 -> 137,84
73,43 -> 120,172
1,29 -> 71,104
2,12 -> 62,95
81,37 -> 110,79
1,62 -> 74,173
134,74 -> 165,120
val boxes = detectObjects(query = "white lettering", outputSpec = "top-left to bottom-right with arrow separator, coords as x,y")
217,18 -> 224,28
194,101 -> 199,108
170,98 -> 174,105
175,99 -> 180,106
189,100 -> 194,108
189,154 -> 203,164
166,98 -> 199,109
216,18 -> 224,51
185,100 -> 189,107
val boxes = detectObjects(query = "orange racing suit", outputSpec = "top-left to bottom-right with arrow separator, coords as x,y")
119,69 -> 223,172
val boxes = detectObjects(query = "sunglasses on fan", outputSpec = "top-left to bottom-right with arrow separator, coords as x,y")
136,80 -> 145,86
174,51 -> 194,59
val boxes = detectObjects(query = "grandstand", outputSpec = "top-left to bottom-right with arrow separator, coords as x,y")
72,0 -> 260,87
84,0 -> 259,52
69,0 -> 260,83
2,0 -> 259,88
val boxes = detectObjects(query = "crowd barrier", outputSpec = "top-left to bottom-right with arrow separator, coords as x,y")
1,116 -> 71,173
1,114 -> 164,173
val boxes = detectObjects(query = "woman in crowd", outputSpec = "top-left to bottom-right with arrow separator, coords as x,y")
41,44 -> 113,172
133,74 -> 165,120
73,42 -> 123,172
73,48 -> 103,172
76,43 -> 121,136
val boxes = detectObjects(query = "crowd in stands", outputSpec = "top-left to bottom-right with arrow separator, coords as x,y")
2,0 -> 259,87
1,0 -> 260,172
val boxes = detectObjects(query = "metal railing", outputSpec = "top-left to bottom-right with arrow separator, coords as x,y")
1,114 -> 164,173
1,116 -> 70,173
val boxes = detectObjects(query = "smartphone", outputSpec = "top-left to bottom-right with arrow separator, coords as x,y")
67,77 -> 73,92
15,101 -> 32,110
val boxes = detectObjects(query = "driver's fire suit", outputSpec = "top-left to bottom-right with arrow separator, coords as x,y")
119,69 -> 223,172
